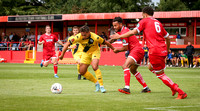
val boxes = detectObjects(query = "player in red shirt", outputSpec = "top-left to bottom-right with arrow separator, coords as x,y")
38,25 -> 64,78
111,7 -> 187,99
109,17 -> 151,94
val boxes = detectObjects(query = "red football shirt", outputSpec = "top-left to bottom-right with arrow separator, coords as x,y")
39,33 -> 58,55
119,26 -> 143,51
135,17 -> 169,56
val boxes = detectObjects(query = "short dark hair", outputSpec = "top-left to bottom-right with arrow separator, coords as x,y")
80,25 -> 90,33
73,26 -> 79,30
113,17 -> 123,23
46,25 -> 51,28
142,6 -> 154,16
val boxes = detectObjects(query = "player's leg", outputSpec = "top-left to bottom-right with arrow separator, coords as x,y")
91,50 -> 106,93
80,53 -> 99,91
149,55 -> 187,99
51,57 -> 59,78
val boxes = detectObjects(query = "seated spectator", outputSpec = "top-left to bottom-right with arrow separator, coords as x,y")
22,32 -> 27,41
9,32 -> 13,41
193,53 -> 200,68
2,32 -> 8,41
171,51 -> 177,67
26,39 -> 33,50
180,50 -> 188,67
37,32 -> 42,41
176,50 -> 182,66
0,38 -> 8,50
18,38 -> 27,51
166,50 -> 172,67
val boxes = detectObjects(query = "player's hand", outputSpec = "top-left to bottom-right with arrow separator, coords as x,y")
113,48 -> 120,53
42,40 -> 45,44
110,33 -> 120,40
72,45 -> 77,49
59,55 -> 64,60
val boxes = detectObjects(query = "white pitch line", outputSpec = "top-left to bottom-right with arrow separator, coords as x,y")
144,105 -> 200,111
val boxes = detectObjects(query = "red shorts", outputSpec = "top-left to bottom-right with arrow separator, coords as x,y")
128,48 -> 144,65
149,55 -> 166,72
43,52 -> 57,62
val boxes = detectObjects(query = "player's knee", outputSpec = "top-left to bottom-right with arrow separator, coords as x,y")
122,64 -> 129,69
92,66 -> 98,71
80,70 -> 86,75
131,70 -> 137,75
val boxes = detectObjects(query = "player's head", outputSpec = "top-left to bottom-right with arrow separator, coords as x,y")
80,25 -> 90,39
45,25 -> 51,34
142,6 -> 154,18
72,26 -> 79,36
112,17 -> 123,32
188,42 -> 191,45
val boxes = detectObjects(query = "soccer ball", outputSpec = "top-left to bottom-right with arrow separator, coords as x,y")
51,83 -> 63,94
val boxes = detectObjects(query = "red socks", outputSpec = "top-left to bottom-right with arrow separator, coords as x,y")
54,64 -> 58,75
156,73 -> 184,95
124,68 -> 130,88
134,71 -> 147,88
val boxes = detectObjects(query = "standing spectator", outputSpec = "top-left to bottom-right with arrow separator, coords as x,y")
2,32 -> 8,41
176,31 -> 181,39
143,44 -> 149,65
185,42 -> 195,68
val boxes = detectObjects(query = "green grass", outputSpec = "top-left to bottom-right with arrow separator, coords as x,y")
0,63 -> 199,111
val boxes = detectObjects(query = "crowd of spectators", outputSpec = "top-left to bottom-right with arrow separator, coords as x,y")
0,32 -> 41,51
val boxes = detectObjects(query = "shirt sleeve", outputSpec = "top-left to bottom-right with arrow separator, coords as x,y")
96,35 -> 105,44
134,19 -> 145,33
39,35 -> 43,42
68,35 -> 79,45
54,35 -> 58,42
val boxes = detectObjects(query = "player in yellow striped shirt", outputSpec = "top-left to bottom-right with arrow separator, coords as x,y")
60,25 -> 114,93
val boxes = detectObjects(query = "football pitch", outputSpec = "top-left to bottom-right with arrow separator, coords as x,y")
0,63 -> 199,111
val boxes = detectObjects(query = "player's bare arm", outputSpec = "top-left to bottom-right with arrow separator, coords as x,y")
113,45 -> 128,53
59,42 -> 71,60
57,40 -> 64,47
38,40 -> 44,45
165,36 -> 170,52
110,29 -> 138,40
103,40 -> 115,50
107,38 -> 117,43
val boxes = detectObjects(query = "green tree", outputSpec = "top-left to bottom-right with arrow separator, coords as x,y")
181,0 -> 200,10
157,0 -> 188,11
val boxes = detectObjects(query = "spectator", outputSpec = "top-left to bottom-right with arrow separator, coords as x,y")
143,44 -> 149,65
100,32 -> 109,51
180,50 -> 188,67
166,50 -> 172,67
30,32 -> 35,42
9,32 -> 13,41
18,38 -> 27,51
185,42 -> 195,68
37,32 -> 42,41
12,32 -> 19,42
27,39 -> 33,50
2,32 -> 8,41
176,31 -> 181,39
171,51 -> 177,67
27,32 -> 31,40
176,50 -> 182,66
0,38 -> 8,50
193,53 -> 200,68
21,32 -> 27,41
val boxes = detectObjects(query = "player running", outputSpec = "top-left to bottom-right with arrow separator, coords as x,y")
69,26 -> 86,80
109,17 -> 151,94
38,25 -> 64,78
110,7 -> 187,99
59,25 -> 115,93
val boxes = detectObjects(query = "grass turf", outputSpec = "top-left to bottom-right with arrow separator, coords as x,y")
0,63 -> 199,111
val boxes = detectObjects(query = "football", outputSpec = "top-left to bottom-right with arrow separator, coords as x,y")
51,83 -> 63,94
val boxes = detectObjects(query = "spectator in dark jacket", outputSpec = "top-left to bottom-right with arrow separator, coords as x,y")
185,42 -> 195,68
